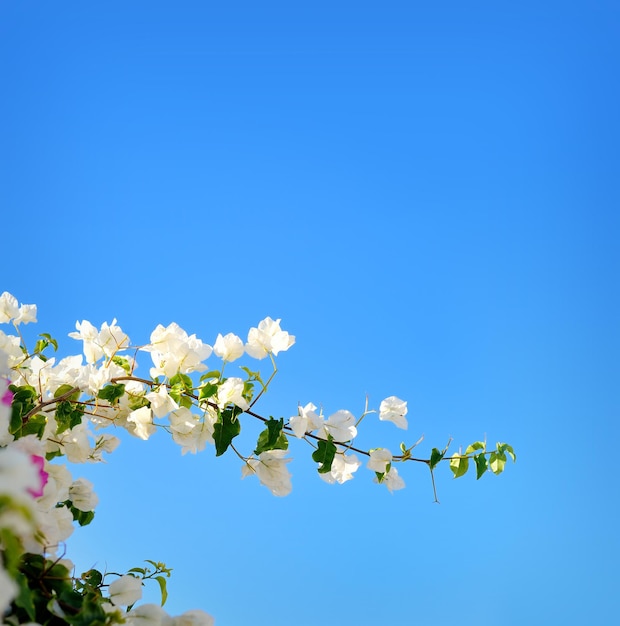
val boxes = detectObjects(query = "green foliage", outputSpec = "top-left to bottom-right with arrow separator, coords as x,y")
213,407 -> 241,456
169,374 -> 194,409
312,436 -> 337,474
8,384 -> 38,436
254,417 -> 288,455
55,400 -> 85,435
474,453 -> 488,479
97,383 -> 126,405
111,355 -> 131,373
198,382 -> 218,401
449,455 -> 469,478
60,500 -> 96,527
429,447 -> 445,470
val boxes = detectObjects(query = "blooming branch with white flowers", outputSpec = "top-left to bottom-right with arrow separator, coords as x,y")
0,292 -> 515,625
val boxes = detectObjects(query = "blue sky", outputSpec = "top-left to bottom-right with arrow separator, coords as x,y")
1,1 -> 619,624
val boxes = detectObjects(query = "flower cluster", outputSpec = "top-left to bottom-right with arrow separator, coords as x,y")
0,291 -> 515,624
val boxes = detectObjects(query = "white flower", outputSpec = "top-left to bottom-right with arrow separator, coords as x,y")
125,603 -> 173,626
289,402 -> 323,438
142,323 -> 211,378
379,396 -> 408,430
0,330 -> 24,369
375,466 -> 406,492
319,453 -> 361,485
172,609 -> 215,626
216,377 -> 249,411
54,423 -> 92,463
109,575 -> 143,607
0,292 -> 19,324
146,385 -> 179,418
318,409 -> 357,443
367,448 -> 392,474
37,464 -> 73,510
97,319 -> 130,358
245,317 -> 295,360
0,564 -> 18,615
68,477 -> 99,512
169,407 -> 214,454
0,447 -> 41,498
15,303 -> 37,326
213,332 -> 244,362
127,407 -> 156,440
69,320 -> 104,364
242,450 -> 292,496
38,505 -> 75,548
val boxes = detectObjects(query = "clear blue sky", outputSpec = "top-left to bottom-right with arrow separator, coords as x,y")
1,1 -> 619,624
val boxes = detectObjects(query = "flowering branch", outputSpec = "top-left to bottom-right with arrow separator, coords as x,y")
0,291 -> 516,625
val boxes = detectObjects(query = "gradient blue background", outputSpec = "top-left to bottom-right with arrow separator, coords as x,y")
1,2 -> 619,624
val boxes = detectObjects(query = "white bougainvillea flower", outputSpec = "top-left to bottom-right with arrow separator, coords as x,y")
216,377 -> 249,411
69,320 -> 104,364
245,317 -> 295,360
289,402 -> 323,439
127,406 -> 156,440
213,332 -> 244,362
319,453 -> 361,485
146,385 -> 179,419
173,609 -> 216,626
376,466 -> 406,493
318,409 -> 357,443
0,292 -> 19,324
379,395 -> 408,430
367,448 -> 392,474
125,603 -> 172,626
97,319 -> 130,358
38,504 -> 75,549
0,447 -> 41,498
68,477 -> 99,512
109,575 -> 143,607
242,449 -> 292,496
169,407 -> 214,454
142,323 -> 211,378
0,331 -> 25,369
14,303 -> 37,326
0,564 -> 18,616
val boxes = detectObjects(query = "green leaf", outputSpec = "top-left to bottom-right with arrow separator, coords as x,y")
449,455 -> 469,478
13,571 -> 36,621
489,451 -> 507,475
500,442 -> 517,462
155,575 -> 168,606
200,370 -> 221,382
213,408 -> 241,456
55,401 -> 84,434
170,373 -> 193,392
112,355 -> 131,373
97,383 -> 126,405
127,567 -> 147,575
465,441 -> 486,455
39,332 -> 58,351
254,418 -> 289,455
9,385 -> 38,436
240,366 -> 263,384
199,382 -> 218,401
54,383 -> 80,400
429,447 -> 444,470
312,436 -> 337,474
474,453 -> 488,479
21,413 -> 46,439
62,501 -> 96,526
81,568 -> 103,588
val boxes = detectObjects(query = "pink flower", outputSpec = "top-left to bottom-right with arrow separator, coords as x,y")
1,385 -> 13,406
27,455 -> 49,498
